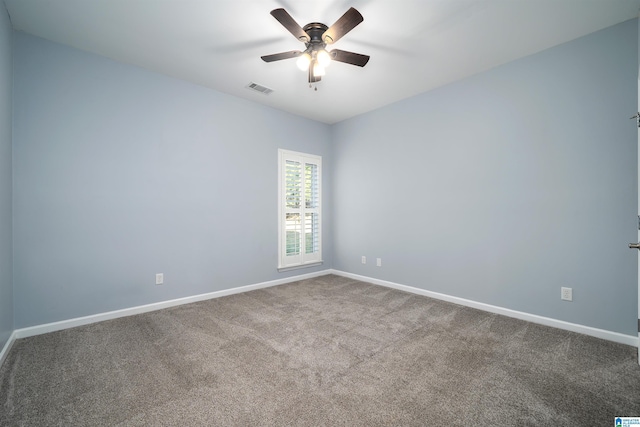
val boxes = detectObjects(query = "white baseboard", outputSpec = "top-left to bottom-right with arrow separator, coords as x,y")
0,330 -> 17,368
14,269 -> 333,340
9,268 -> 638,349
329,269 -> 639,348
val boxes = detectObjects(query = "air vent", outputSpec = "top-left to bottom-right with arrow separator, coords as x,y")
246,82 -> 274,95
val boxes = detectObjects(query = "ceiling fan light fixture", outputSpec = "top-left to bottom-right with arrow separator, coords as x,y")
312,62 -> 326,77
296,53 -> 311,71
262,7 -> 368,84
316,49 -> 331,68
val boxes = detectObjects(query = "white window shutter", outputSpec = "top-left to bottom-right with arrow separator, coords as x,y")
278,150 -> 322,270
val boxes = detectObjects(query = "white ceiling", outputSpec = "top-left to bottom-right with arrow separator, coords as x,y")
4,0 -> 640,124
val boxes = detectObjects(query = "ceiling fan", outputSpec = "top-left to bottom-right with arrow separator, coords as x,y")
261,7 -> 370,84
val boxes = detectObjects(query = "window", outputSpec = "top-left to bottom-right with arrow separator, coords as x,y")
278,149 -> 322,270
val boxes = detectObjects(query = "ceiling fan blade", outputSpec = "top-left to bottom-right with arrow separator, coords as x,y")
270,8 -> 310,43
330,49 -> 370,67
261,50 -> 303,62
322,7 -> 363,44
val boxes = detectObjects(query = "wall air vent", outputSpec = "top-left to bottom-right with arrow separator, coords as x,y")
246,82 -> 274,95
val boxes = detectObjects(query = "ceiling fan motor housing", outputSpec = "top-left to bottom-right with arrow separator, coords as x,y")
302,23 -> 329,54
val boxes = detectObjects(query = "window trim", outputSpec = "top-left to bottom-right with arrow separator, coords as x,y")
277,149 -> 322,271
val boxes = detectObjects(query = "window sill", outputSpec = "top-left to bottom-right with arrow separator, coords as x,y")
278,261 -> 324,273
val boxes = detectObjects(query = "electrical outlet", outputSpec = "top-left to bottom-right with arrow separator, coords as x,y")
361,256 -> 366,264
376,258 -> 382,267
156,273 -> 164,285
561,287 -> 572,301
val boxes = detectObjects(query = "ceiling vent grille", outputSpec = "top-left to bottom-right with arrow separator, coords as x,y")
246,82 -> 274,95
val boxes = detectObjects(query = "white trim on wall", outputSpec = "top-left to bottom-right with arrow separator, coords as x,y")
0,331 -> 17,368
329,270 -> 639,348
13,270 -> 332,340
5,269 -> 637,359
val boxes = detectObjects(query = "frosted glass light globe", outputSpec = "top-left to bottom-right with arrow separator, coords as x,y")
317,49 -> 331,67
296,53 -> 311,71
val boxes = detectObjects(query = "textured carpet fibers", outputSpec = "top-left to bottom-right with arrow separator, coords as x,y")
1,274 -> 639,426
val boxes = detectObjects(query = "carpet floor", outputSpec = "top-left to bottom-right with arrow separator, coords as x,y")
1,274 -> 639,426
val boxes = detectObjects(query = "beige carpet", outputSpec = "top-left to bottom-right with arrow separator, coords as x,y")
1,274 -> 639,426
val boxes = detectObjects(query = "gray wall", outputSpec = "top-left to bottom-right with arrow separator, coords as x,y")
0,5 -> 12,349
332,19 -> 638,336
8,20 -> 640,338
12,32 -> 332,328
